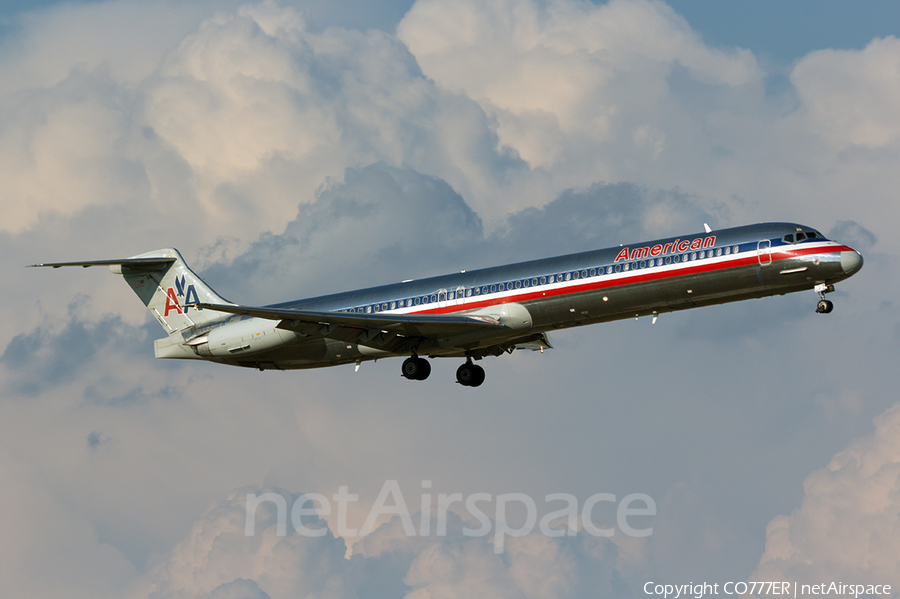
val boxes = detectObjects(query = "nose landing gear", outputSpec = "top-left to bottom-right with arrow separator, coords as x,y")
814,283 -> 835,314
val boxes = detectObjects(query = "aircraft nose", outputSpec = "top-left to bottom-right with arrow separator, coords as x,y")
841,250 -> 864,275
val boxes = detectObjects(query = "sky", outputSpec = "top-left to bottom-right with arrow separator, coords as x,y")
0,1 -> 898,598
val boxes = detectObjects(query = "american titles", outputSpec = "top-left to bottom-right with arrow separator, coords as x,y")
614,236 -> 716,262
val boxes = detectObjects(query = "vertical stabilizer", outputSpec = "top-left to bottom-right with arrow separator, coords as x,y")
115,248 -> 233,334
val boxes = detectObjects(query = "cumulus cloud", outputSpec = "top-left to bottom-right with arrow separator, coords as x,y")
0,0 -> 527,237
398,0 -> 761,176
0,298 -> 157,397
138,487 -> 629,599
793,37 -> 900,149
753,402 -> 900,587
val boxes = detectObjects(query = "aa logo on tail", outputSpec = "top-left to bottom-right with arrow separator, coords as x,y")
164,275 -> 203,316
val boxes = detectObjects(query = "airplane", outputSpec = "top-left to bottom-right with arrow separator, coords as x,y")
32,222 -> 863,387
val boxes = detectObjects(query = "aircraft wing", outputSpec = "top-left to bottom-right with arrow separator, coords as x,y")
189,302 -> 505,350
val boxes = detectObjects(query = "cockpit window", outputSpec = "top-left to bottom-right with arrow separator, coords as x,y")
796,232 -> 806,241
806,231 -> 818,238
783,234 -> 794,243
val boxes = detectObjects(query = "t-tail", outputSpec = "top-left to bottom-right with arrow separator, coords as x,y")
30,248 -> 234,357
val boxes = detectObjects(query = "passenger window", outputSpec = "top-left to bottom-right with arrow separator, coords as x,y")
615,264 -> 623,273
607,266 -> 614,274
724,247 -> 730,255
465,289 -> 471,297
414,298 -> 421,306
540,276 -> 547,285
580,270 -> 588,278
590,268 -> 596,277
422,296 -> 429,304
473,287 -> 480,295
522,279 -> 530,288
515,280 -> 522,289
623,264 -> 630,271
390,302 -> 396,310
430,294 -> 437,302
639,260 -> 646,269
491,284 -> 497,293
715,248 -> 722,257
733,245 -> 739,253
548,275 -> 555,283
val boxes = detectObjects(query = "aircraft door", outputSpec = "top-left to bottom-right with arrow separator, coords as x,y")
438,289 -> 448,309
456,286 -> 465,306
757,240 -> 771,265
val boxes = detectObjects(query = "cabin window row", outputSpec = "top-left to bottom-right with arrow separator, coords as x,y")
343,245 -> 742,314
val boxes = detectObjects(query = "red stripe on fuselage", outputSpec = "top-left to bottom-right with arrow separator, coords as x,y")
400,243 -> 852,316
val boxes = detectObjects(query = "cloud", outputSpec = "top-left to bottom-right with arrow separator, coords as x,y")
0,0 -> 527,238
398,0 -> 761,175
139,487 -> 630,599
753,402 -> 900,587
0,299 -> 155,397
828,220 -> 877,252
792,36 -> 900,149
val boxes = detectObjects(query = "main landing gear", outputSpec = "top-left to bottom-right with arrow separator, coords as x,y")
456,360 -> 485,387
401,355 -> 486,387
401,356 -> 431,381
814,283 -> 835,314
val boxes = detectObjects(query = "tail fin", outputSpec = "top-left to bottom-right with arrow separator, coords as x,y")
117,248 -> 233,334
32,248 -> 234,335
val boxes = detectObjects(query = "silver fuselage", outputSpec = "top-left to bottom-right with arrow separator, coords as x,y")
190,222 -> 862,370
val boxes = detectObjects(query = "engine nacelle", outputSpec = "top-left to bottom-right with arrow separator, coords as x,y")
191,318 -> 301,357
466,302 -> 533,330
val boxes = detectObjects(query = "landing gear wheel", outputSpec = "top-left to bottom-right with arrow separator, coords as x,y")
456,363 -> 485,387
816,299 -> 834,314
402,357 -> 431,380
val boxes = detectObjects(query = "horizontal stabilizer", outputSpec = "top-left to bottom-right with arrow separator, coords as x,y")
30,257 -> 176,270
31,249 -> 232,334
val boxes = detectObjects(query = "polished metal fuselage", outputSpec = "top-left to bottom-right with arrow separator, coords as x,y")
203,222 -> 861,370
